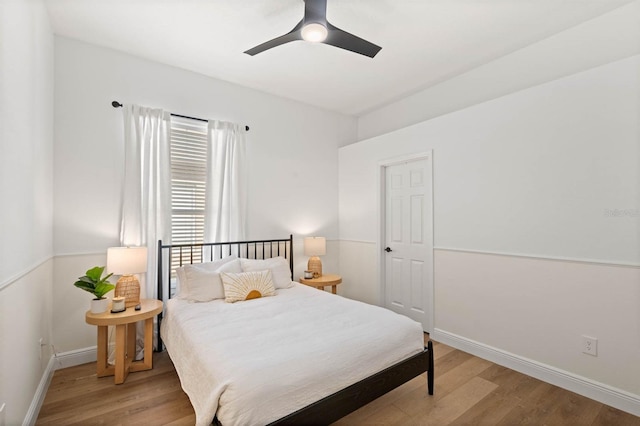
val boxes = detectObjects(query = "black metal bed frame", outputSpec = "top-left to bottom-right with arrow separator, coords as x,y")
156,235 -> 434,425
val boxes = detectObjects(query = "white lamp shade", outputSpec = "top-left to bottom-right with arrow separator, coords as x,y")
107,246 -> 148,275
304,237 -> 326,256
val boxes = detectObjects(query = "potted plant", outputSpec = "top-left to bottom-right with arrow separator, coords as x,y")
74,266 -> 115,313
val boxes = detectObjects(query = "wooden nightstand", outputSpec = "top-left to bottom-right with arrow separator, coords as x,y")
85,298 -> 163,384
299,274 -> 342,294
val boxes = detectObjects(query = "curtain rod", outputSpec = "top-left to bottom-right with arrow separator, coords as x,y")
111,101 -> 249,132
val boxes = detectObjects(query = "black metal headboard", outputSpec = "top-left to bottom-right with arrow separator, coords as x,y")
156,235 -> 294,350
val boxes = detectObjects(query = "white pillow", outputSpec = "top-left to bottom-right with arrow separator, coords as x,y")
240,257 -> 293,289
176,258 -> 241,302
221,270 -> 276,303
175,255 -> 237,296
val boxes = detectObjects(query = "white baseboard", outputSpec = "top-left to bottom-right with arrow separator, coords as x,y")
432,329 -> 640,417
22,356 -> 56,426
52,346 -> 97,370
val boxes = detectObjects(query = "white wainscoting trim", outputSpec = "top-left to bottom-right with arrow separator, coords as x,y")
53,251 -> 107,258
338,239 -> 376,245
432,329 -> 640,417
434,247 -> 640,269
23,356 -> 56,426
0,256 -> 52,293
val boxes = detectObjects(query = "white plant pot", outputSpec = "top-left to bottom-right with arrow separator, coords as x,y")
90,298 -> 109,314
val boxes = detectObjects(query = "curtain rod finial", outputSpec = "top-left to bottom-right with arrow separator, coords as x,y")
112,101 -> 123,108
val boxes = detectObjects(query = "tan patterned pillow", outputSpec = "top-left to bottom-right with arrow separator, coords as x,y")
221,270 -> 276,303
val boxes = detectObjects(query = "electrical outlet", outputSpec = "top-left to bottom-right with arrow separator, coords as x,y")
582,335 -> 598,356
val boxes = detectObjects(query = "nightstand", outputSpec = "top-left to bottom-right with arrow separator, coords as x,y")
299,274 -> 342,294
85,298 -> 163,384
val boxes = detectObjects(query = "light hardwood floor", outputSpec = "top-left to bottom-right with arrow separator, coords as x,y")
37,339 -> 640,425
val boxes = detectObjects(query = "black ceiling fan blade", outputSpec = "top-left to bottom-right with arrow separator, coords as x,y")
244,20 -> 304,56
325,22 -> 381,58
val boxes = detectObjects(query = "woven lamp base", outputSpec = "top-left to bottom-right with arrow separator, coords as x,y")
114,274 -> 141,308
307,256 -> 323,278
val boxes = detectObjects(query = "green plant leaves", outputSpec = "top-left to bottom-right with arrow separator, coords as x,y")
86,266 -> 105,282
73,266 -> 115,299
94,282 -> 115,299
74,280 -> 96,293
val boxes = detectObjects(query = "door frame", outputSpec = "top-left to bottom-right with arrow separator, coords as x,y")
377,151 -> 434,333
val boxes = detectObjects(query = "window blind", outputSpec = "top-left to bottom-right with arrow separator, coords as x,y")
170,116 -> 208,265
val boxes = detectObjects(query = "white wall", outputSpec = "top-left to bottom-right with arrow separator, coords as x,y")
0,0 -> 54,424
0,2 -> 54,285
344,55 -> 640,264
339,54 -> 640,412
53,37 -> 357,353
357,0 -> 640,141
434,251 -> 640,398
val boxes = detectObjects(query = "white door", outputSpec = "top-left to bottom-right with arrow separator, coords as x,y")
383,157 -> 433,331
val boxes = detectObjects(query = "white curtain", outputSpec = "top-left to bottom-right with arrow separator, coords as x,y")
120,105 -> 172,299
110,104 -> 170,359
204,120 -> 247,243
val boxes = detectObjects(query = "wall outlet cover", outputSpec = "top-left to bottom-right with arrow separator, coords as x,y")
582,335 -> 598,356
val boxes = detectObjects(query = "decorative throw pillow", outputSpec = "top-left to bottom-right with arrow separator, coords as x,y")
221,270 -> 276,303
176,258 -> 242,302
240,257 -> 293,289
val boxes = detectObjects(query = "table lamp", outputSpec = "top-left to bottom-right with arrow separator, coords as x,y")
304,237 -> 326,278
107,246 -> 148,308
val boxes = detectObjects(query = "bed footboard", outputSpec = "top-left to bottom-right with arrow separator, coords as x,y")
268,340 -> 434,425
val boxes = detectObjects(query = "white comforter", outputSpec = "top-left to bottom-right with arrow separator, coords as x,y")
161,283 -> 424,426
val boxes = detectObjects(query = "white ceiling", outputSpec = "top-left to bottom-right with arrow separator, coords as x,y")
44,0 -> 633,116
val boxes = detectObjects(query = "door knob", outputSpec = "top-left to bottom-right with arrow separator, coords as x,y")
384,247 -> 392,252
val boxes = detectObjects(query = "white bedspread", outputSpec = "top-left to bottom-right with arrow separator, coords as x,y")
161,283 -> 424,426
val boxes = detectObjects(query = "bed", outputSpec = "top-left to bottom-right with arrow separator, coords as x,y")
157,235 -> 434,425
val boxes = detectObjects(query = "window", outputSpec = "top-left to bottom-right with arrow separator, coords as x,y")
170,116 -> 208,263
167,114 -> 246,273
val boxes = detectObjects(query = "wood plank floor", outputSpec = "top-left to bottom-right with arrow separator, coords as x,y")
37,339 -> 640,425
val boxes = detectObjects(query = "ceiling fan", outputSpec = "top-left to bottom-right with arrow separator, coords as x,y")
244,0 -> 382,58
